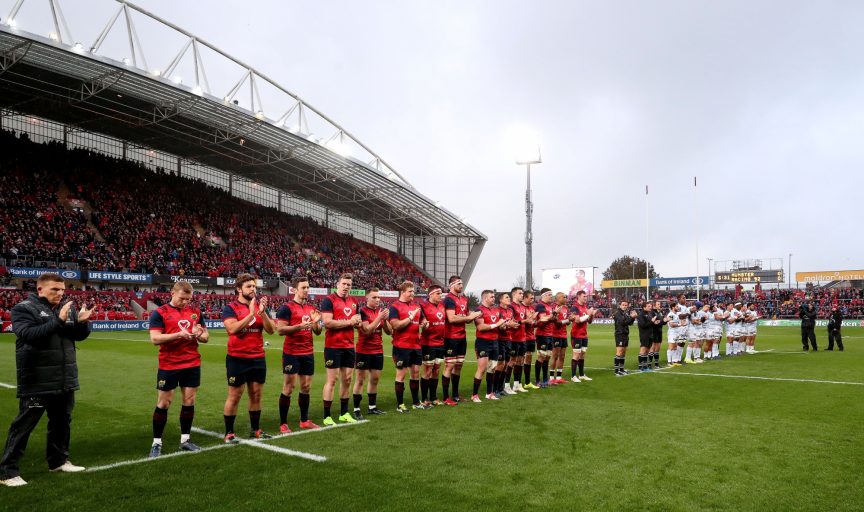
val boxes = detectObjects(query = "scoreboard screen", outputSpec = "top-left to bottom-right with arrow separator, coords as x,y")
715,270 -> 784,283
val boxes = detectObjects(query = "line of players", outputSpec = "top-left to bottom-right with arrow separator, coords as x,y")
143,273 -> 602,456
144,276 -> 760,457
624,294 -> 761,376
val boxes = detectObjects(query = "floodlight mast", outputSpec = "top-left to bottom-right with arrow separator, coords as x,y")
517,147 -> 541,292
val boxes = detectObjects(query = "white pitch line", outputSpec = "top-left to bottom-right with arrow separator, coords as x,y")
191,427 -> 327,462
87,443 -> 233,472
657,371 -> 864,386
0,382 -> 15,389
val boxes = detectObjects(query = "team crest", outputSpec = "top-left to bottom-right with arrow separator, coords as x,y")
228,376 -> 236,384
436,312 -> 443,320
491,315 -> 497,322
178,319 -> 191,330
343,307 -> 353,317
302,315 -> 311,323
190,313 -> 198,321
325,359 -> 334,367
479,351 -> 487,357
284,365 -> 293,372
157,379 -> 166,388
396,360 -> 404,368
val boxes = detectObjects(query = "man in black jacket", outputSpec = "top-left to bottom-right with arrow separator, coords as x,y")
826,305 -> 844,351
612,300 -> 638,376
650,301 -> 666,369
799,302 -> 817,351
0,273 -> 94,487
636,302 -> 659,372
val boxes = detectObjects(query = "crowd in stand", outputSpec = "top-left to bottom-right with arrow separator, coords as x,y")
0,129 -> 430,290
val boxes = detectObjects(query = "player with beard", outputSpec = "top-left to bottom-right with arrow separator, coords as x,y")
148,281 -> 209,457
665,300 -> 683,367
441,276 -> 480,405
533,289 -> 556,388
520,291 -> 540,390
549,292 -> 570,384
568,291 -> 596,381
494,293 -> 519,397
389,281 -> 428,412
222,274 -> 276,442
353,288 -> 392,418
419,285 -> 447,406
320,273 -> 361,425
275,277 -> 322,432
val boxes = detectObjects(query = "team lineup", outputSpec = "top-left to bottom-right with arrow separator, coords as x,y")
148,275 -> 764,457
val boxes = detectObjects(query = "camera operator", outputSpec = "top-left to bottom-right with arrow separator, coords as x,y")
798,301 -> 818,351
826,305 -> 844,351
0,273 -> 94,487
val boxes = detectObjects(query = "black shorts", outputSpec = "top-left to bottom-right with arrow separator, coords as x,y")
355,352 -> 384,371
552,337 -> 568,349
475,339 -> 499,360
157,366 -> 201,391
393,347 -> 422,369
324,347 -> 355,369
571,337 -> 588,350
511,342 -> 526,357
445,337 -> 467,359
226,355 -> 266,387
639,338 -> 653,349
282,353 -> 315,376
525,339 -> 536,353
422,345 -> 446,363
536,335 -> 552,351
498,341 -> 510,361
615,338 -> 629,348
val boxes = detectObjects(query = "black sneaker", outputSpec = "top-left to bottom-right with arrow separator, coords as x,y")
367,407 -> 386,415
179,440 -> 201,452
352,409 -> 365,421
453,396 -> 462,403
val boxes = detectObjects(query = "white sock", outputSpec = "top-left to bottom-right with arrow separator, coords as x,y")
685,347 -> 693,360
667,349 -> 674,363
180,434 -> 190,444
726,342 -> 732,355
152,438 -> 162,446
713,344 -> 720,357
694,347 -> 701,359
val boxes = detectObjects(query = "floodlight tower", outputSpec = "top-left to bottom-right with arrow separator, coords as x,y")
517,147 -> 541,291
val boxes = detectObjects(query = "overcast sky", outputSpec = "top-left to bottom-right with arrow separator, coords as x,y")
6,1 -> 864,292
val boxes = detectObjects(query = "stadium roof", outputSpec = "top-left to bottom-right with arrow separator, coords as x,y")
0,1 -> 487,247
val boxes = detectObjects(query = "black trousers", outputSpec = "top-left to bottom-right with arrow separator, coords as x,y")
801,327 -> 817,350
827,329 -> 844,350
0,392 -> 75,479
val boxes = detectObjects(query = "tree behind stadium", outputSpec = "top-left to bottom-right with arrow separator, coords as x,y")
602,255 -> 659,281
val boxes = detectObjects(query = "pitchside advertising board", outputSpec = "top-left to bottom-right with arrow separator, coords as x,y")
795,270 -> 864,283
7,267 -> 81,280
541,267 -> 596,296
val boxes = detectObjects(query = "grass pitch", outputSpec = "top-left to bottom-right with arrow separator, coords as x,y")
0,325 -> 861,511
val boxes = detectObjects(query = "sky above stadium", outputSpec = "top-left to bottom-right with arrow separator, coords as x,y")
9,1 -> 864,291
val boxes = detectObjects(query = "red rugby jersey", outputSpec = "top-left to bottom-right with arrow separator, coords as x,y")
149,304 -> 205,370
321,293 -> 358,349
570,303 -> 593,338
357,305 -> 385,355
534,301 -> 555,337
498,306 -> 514,341
389,300 -> 423,349
275,300 -> 316,356
474,305 -> 501,341
222,301 -> 265,358
443,292 -> 469,339
420,301 -> 446,347
523,302 -> 536,341
553,305 -> 569,338
510,303 -> 527,342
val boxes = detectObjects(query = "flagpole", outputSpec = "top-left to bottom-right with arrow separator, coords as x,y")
645,184 -> 650,303
695,176 -> 700,301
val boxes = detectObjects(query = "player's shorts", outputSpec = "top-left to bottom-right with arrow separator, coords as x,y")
157,366 -> 201,391
615,337 -> 629,348
639,337 -> 653,349
552,337 -> 568,349
226,355 -> 266,387
444,337 -> 467,363
727,328 -> 741,338
536,335 -> 552,352
392,347 -> 422,369
282,353 -> 315,376
524,339 -> 536,353
511,342 -> 526,357
475,339 -> 499,361
570,337 -> 588,351
498,341 -> 510,361
355,352 -> 384,371
422,345 -> 446,365
324,347 -> 355,369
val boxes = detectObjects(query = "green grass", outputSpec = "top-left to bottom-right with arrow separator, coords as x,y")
0,325 -> 861,511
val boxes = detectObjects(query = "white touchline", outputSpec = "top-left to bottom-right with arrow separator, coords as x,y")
191,427 -> 326,462
87,443 -> 233,472
657,372 -> 864,386
0,382 -> 15,389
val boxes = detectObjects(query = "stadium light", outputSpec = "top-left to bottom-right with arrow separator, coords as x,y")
48,32 -> 59,41
172,76 -> 182,85
515,144 -> 541,292
6,18 -> 16,28
191,85 -> 203,96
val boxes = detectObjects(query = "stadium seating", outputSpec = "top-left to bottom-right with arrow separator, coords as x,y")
0,129 -> 430,290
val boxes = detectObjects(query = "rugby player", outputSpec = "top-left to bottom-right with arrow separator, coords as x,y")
354,287 -> 392,417
568,290 -> 596,381
505,287 -> 529,393
533,289 -> 555,388
612,300 -> 638,375
549,292 -> 570,384
275,276 -> 322,432
222,274 -> 276,442
148,281 -> 209,457
473,290 -> 502,401
320,273 -> 361,425
520,291 -> 539,389
389,281 -> 428,412
420,285 -> 447,406
441,276 -> 480,405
